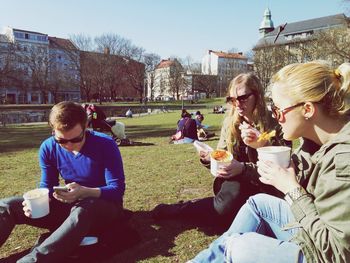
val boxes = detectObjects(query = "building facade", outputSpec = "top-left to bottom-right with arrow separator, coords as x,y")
254,10 -> 349,91
0,27 -> 80,104
201,50 -> 248,96
150,58 -> 185,101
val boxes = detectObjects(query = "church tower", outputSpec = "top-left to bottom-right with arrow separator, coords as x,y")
259,8 -> 274,38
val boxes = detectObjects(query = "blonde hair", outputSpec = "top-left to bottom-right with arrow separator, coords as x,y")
49,101 -> 87,131
226,73 -> 273,154
270,61 -> 350,117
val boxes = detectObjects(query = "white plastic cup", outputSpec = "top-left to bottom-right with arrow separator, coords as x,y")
210,150 -> 233,177
23,188 -> 50,219
257,146 -> 291,168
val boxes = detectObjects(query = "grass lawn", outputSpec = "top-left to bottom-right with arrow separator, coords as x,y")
0,109 -> 226,262
0,109 -> 299,262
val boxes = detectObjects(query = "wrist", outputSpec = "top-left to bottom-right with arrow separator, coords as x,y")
284,186 -> 307,205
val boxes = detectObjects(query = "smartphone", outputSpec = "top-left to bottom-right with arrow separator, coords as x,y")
53,186 -> 69,193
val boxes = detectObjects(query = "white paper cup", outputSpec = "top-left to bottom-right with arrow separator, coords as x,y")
257,146 -> 291,168
210,150 -> 233,176
23,188 -> 50,219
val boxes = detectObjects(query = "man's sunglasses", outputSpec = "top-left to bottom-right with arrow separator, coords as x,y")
226,93 -> 254,105
271,102 -> 305,121
53,130 -> 85,144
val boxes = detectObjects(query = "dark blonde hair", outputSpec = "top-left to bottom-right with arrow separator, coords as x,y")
269,61 -> 350,117
226,73 -> 272,153
49,101 -> 87,131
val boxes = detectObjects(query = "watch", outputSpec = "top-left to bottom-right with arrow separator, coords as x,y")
284,186 -> 307,205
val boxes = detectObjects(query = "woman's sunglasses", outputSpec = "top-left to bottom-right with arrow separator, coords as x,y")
53,130 -> 85,144
271,102 -> 305,121
226,93 -> 254,105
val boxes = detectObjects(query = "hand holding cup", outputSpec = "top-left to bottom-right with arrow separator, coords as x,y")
22,188 -> 49,218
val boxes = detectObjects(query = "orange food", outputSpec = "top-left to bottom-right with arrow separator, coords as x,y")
257,130 -> 276,142
211,150 -> 230,161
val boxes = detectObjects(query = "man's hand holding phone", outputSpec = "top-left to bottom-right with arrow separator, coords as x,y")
53,185 -> 71,203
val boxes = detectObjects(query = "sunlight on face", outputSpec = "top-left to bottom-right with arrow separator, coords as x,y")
54,124 -> 86,152
271,84 -> 303,141
231,83 -> 256,118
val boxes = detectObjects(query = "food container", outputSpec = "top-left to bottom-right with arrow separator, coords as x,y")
210,150 -> 233,176
23,188 -> 50,218
257,146 -> 291,168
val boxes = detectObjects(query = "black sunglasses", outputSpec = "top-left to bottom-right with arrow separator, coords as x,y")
226,92 -> 254,104
53,130 -> 85,144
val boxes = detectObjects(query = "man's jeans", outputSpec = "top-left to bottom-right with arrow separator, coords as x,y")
190,194 -> 306,263
0,196 -> 122,263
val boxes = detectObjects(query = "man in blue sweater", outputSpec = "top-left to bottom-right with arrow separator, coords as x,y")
0,101 -> 125,262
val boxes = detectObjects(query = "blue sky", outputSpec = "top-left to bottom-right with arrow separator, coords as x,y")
0,0 -> 348,62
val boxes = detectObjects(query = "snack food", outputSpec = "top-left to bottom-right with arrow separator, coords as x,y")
211,150 -> 231,162
257,130 -> 276,142
210,150 -> 233,176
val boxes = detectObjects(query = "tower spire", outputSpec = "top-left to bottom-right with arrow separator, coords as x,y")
259,8 -> 274,38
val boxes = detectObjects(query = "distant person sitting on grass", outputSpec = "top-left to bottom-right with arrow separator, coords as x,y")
125,108 -> 133,118
0,101 -> 126,262
195,111 -> 215,140
171,109 -> 198,144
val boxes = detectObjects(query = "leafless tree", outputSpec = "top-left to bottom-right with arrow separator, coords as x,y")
300,26 -> 350,65
70,33 -> 94,51
253,41 -> 295,92
20,45 -> 50,104
192,74 -> 217,98
228,47 -> 239,53
0,38 -> 22,103
143,53 -> 161,100
165,59 -> 186,99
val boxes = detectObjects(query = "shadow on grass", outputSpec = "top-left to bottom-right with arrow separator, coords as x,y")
122,141 -> 155,147
0,210 -> 220,263
0,126 -> 50,154
110,210 -> 223,263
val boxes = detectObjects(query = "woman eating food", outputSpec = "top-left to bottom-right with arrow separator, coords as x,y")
189,61 -> 350,263
152,72 -> 290,232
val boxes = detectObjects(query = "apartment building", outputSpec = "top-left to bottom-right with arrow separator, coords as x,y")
201,50 -> 248,96
0,27 -> 80,104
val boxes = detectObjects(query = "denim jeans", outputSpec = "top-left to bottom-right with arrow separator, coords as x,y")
190,194 -> 306,263
0,196 -> 122,263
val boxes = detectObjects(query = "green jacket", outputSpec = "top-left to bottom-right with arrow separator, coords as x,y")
289,120 -> 350,263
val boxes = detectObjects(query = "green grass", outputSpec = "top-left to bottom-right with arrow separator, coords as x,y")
0,109 -> 299,262
0,109 -> 225,262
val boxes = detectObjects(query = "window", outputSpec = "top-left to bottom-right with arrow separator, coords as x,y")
25,33 -> 29,39
14,32 -> 24,39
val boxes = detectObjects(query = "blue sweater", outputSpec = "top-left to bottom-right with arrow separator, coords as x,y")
39,130 -> 125,204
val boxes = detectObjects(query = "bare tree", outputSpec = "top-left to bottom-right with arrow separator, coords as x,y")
20,45 -> 50,104
166,59 -> 186,100
253,41 -> 295,92
143,53 -> 161,100
192,74 -> 217,98
70,33 -> 94,51
181,56 -> 201,74
228,47 -> 239,53
0,38 -> 22,103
